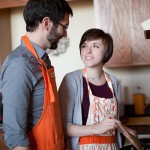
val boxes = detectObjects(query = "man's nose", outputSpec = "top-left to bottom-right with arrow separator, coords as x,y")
63,30 -> 67,37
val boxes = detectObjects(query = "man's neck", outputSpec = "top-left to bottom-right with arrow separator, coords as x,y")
25,32 -> 46,50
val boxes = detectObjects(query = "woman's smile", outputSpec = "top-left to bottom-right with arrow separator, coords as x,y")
85,56 -> 93,60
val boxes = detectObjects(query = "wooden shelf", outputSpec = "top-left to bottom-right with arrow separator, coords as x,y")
0,0 -> 28,9
0,0 -> 78,9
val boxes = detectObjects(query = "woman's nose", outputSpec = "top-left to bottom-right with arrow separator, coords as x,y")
86,47 -> 92,54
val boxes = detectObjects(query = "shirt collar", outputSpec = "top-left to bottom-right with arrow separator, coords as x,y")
21,39 -> 46,59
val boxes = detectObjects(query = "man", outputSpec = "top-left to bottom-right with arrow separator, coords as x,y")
0,0 -> 73,149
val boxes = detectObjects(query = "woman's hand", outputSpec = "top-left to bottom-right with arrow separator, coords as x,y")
94,114 -> 118,134
123,125 -> 137,137
116,121 -> 137,137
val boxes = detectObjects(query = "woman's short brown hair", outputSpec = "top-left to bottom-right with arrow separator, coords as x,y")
79,28 -> 113,64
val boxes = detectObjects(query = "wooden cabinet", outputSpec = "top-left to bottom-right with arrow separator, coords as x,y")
94,0 -> 150,67
0,9 -> 11,68
0,0 -> 27,9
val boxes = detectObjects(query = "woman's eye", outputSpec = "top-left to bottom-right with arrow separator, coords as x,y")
81,45 -> 86,48
93,45 -> 99,48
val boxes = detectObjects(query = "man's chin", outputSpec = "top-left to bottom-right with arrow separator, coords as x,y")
50,44 -> 58,50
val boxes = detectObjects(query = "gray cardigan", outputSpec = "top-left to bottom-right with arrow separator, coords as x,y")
58,69 -> 122,150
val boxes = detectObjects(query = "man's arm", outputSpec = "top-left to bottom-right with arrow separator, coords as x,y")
1,59 -> 34,149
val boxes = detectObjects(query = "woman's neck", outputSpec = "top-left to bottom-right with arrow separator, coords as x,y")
85,67 -> 106,86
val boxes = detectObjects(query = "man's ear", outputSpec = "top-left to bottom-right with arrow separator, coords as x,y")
42,17 -> 52,31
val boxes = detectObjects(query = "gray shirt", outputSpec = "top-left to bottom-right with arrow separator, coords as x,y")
0,40 -> 46,149
58,70 -> 122,150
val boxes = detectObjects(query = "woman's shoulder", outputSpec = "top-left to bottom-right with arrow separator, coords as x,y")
105,71 -> 119,89
62,69 -> 83,86
105,71 -> 118,82
66,69 -> 82,76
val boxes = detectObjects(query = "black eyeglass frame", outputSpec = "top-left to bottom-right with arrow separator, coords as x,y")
57,22 -> 69,30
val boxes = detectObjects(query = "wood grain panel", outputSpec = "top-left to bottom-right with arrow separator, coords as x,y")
130,0 -> 150,64
0,0 -> 28,9
94,0 -> 150,67
94,0 -> 133,65
0,9 -> 11,68
0,0 -> 76,9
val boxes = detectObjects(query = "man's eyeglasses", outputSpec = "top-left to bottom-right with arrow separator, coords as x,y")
58,22 -> 69,30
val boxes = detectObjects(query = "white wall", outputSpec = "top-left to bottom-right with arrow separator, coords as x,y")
10,7 -> 26,49
105,67 -> 150,104
10,0 -> 95,86
50,0 -> 95,87
10,0 -> 150,108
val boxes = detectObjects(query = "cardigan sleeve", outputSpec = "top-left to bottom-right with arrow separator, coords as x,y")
58,73 -> 77,136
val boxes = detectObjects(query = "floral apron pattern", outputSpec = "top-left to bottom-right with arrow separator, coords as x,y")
79,68 -> 118,150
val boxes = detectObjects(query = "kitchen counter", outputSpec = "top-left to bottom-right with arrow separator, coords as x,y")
124,116 -> 150,138
127,125 -> 150,135
125,117 -> 150,126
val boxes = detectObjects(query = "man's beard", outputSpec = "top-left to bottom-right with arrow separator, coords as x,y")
48,25 -> 61,50
50,41 -> 58,49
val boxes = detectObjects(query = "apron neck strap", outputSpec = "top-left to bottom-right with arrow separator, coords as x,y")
82,67 -> 115,97
22,35 -> 55,103
22,35 -> 39,60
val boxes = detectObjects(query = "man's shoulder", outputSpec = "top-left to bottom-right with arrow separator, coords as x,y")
1,45 -> 40,76
7,45 -> 38,65
10,45 -> 35,62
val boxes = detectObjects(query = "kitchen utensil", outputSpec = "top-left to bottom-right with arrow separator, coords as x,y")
117,123 -> 142,150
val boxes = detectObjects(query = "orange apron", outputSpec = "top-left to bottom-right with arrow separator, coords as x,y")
22,35 -> 64,150
79,68 -> 118,150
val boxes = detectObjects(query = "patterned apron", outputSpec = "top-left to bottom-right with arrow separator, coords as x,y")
79,68 -> 118,150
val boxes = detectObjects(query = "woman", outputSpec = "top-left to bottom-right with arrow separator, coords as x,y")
59,28 -> 134,150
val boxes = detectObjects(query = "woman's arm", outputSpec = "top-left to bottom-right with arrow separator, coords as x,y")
59,73 -> 118,137
67,114 -> 118,137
